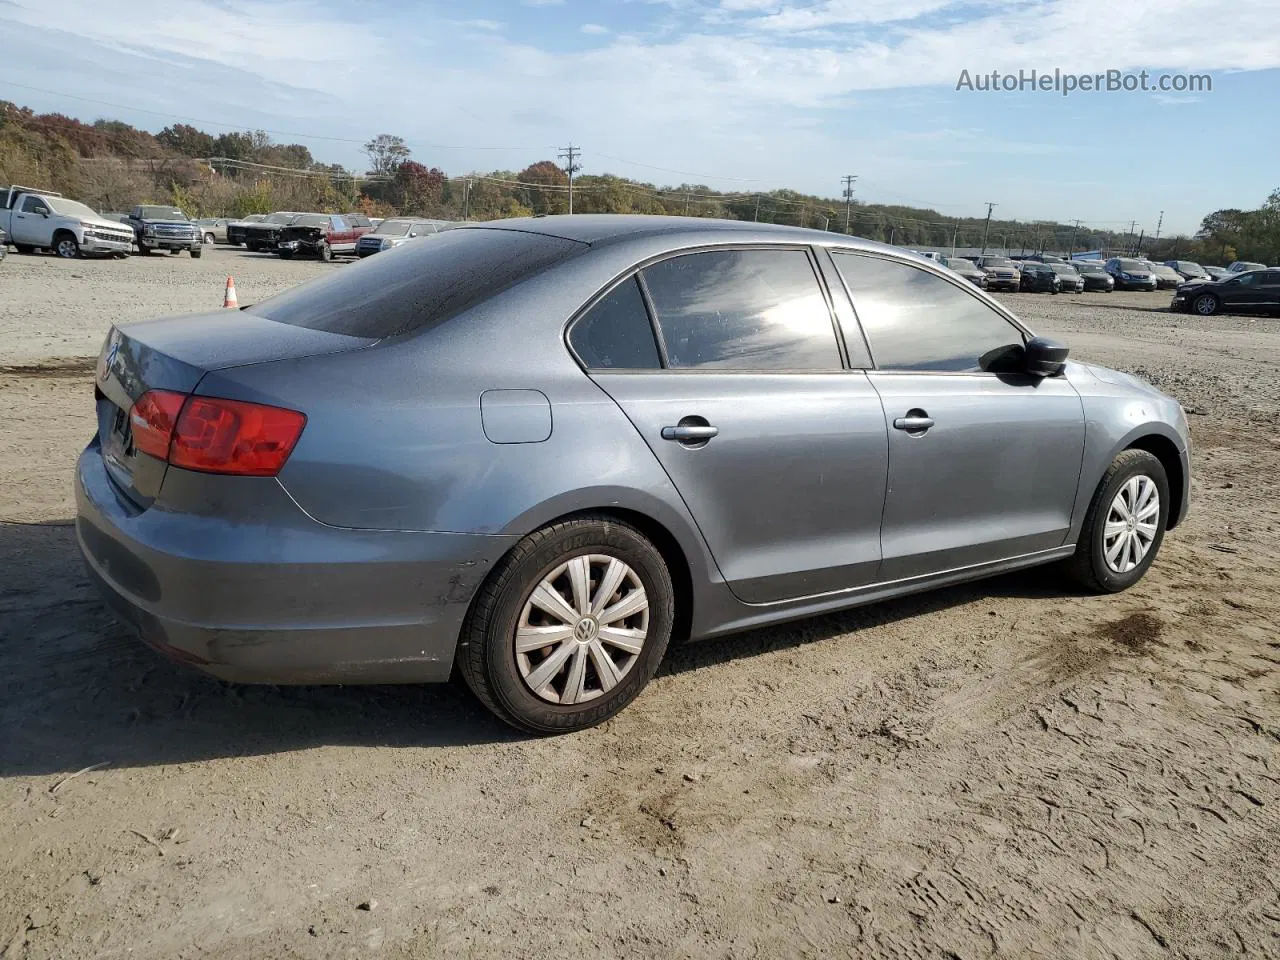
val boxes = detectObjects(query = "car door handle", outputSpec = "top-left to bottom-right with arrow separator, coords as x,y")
661,424 -> 719,442
893,414 -> 935,432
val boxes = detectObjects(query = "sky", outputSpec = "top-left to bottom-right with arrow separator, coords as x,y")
1,0 -> 1278,236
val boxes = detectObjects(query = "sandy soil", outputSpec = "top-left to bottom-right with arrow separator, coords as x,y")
1,248 -> 1277,959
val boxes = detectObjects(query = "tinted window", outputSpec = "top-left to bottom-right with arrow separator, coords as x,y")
833,253 -> 1023,372
331,216 -> 348,231
570,277 -> 661,370
641,249 -> 840,370
250,228 -> 583,338
21,196 -> 47,214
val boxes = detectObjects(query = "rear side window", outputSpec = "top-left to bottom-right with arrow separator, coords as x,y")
250,228 -> 584,338
570,277 -> 661,370
833,253 -> 1024,372
641,249 -> 841,370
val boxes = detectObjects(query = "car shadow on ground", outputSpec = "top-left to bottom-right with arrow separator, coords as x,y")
0,519 -> 1077,777
1077,300 -> 1173,314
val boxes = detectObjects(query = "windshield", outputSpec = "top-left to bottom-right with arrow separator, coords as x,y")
1234,262 -> 1265,271
947,259 -> 977,270
981,257 -> 1014,268
293,214 -> 329,227
250,228 -> 586,338
45,197 -> 102,219
372,219 -> 414,237
1116,259 -> 1146,271
1177,262 -> 1207,276
1051,263 -> 1078,275
266,212 -> 296,223
1074,261 -> 1104,272
137,205 -> 187,220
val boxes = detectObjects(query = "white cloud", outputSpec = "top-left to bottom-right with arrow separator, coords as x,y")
458,19 -> 504,31
581,23 -> 610,35
522,0 -> 566,5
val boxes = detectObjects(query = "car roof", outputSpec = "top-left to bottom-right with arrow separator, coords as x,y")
461,214 -> 906,257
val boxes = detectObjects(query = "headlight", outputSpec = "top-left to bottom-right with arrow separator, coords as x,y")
142,225 -> 155,236
381,238 -> 395,249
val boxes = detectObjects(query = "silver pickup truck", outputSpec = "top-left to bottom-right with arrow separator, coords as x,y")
0,185 -> 134,258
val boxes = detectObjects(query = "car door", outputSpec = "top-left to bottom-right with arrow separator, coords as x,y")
577,246 -> 889,604
1217,271 -> 1263,310
329,215 -> 351,252
830,251 -> 1086,582
1257,271 -> 1280,312
11,195 -> 53,245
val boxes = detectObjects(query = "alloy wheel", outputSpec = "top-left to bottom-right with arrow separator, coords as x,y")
515,554 -> 649,705
1102,475 -> 1160,574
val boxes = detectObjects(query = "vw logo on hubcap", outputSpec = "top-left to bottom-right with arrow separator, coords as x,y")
574,617 -> 600,642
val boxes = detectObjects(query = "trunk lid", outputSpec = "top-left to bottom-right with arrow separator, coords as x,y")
94,311 -> 375,507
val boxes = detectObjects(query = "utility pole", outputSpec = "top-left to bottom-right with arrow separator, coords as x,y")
1154,210 -> 1164,244
1068,219 -> 1082,256
462,178 -> 473,221
557,143 -> 580,214
888,226 -> 896,246
1126,220 -> 1137,254
951,221 -> 959,258
684,192 -> 691,216
753,194 -> 761,222
841,174 -> 857,234
1135,229 -> 1145,256
979,202 -> 998,256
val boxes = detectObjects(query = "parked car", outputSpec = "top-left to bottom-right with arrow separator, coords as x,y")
939,256 -> 988,289
1024,254 -> 1067,264
1170,268 -> 1280,316
0,185 -> 134,258
1226,261 -> 1267,274
1072,260 -> 1115,292
76,215 -> 1191,733
1019,261 -> 1062,293
1105,258 -> 1157,291
974,255 -> 1021,291
1203,265 -> 1231,281
197,218 -> 232,244
356,218 -> 448,257
276,213 -> 373,261
1164,260 -> 1209,282
1149,263 -> 1184,290
1049,262 -> 1085,293
241,212 -> 304,252
127,204 -> 202,257
226,214 -> 269,247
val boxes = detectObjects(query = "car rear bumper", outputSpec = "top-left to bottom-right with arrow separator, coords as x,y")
75,442 -> 516,685
985,278 -> 1019,290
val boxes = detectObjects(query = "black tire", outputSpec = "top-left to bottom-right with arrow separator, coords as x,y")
190,246 -> 202,258
246,242 -> 261,252
1193,293 -> 1219,316
278,250 -> 293,260
14,244 -> 35,255
1065,449 -> 1169,593
457,516 -> 676,734
318,242 -> 332,262
53,233 -> 80,259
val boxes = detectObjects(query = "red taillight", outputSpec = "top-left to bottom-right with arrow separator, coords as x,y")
128,391 -> 306,477
130,390 -> 186,460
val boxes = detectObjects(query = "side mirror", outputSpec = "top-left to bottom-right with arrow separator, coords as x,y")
1025,336 -> 1068,377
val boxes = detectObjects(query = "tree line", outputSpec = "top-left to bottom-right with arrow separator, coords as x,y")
1,100 -> 1275,265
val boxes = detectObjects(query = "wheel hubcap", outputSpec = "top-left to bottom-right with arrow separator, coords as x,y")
1103,475 -> 1159,574
57,240 -> 76,257
1196,297 -> 1215,315
515,554 -> 648,705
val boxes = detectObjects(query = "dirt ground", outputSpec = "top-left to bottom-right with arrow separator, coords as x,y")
1,248 -> 1277,959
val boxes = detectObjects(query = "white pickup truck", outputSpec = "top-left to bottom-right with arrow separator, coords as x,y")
0,185 -> 135,258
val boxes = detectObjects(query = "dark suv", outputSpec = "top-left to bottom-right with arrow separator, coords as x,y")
1170,268 -> 1280,316
127,204 -> 202,257
277,214 -> 374,261
1105,258 -> 1157,291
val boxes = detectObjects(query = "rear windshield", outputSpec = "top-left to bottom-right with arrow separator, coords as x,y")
137,205 -> 188,220
1050,263 -> 1078,274
372,219 -> 414,236
1116,259 -> 1146,271
249,227 -> 584,338
293,214 -> 329,227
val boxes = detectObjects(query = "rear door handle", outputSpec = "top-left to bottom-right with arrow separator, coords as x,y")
661,424 -> 719,442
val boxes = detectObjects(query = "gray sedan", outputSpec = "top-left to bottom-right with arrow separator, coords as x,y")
77,216 -> 1191,733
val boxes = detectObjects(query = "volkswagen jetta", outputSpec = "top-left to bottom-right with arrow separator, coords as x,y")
77,216 -> 1191,733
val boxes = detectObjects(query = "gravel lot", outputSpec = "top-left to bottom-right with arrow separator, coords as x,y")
2,247 -> 1278,959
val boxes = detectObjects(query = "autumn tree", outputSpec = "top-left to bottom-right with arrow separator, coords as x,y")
364,133 -> 411,177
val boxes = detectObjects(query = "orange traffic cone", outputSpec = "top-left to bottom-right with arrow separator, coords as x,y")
223,276 -> 238,309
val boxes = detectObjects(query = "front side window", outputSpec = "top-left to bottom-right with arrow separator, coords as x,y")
832,253 -> 1024,373
331,216 -> 348,231
641,249 -> 841,370
21,196 -> 48,214
569,276 -> 661,370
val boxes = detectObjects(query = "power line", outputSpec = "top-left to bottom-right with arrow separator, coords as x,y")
558,143 -> 581,214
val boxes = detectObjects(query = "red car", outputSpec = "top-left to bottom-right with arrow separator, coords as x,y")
276,213 -> 373,261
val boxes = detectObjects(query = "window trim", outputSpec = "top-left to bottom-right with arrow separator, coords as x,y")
563,242 -> 853,375
825,247 -> 1034,377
